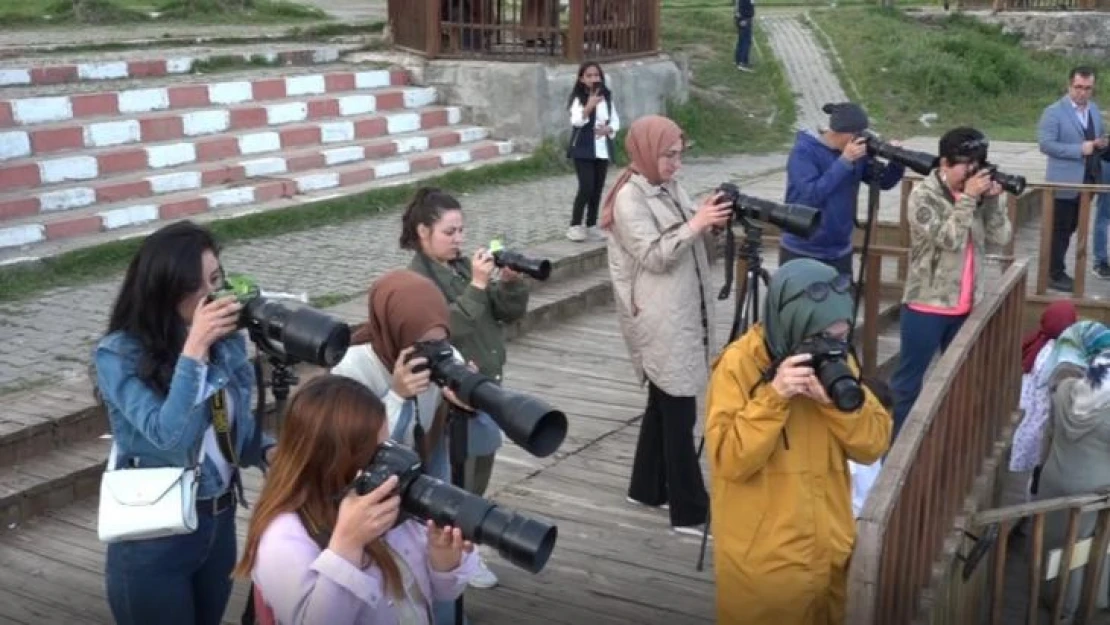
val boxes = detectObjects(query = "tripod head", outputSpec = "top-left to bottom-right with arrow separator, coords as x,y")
718,214 -> 767,302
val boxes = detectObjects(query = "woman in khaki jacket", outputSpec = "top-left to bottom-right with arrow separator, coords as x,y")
601,115 -> 732,534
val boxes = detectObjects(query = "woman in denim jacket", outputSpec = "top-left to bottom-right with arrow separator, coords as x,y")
94,221 -> 274,625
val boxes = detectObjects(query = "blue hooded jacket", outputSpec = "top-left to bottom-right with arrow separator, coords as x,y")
781,131 -> 905,260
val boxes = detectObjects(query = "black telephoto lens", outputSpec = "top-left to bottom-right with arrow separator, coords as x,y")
717,182 -> 822,238
817,360 -> 864,412
243,298 -> 351,367
492,250 -> 552,281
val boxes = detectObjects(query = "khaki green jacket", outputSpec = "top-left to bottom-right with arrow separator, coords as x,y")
408,253 -> 529,381
902,173 -> 1012,309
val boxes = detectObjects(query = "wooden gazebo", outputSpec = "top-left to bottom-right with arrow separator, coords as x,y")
386,0 -> 661,63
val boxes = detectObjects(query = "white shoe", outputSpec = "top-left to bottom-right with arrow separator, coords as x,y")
626,495 -> 669,511
468,553 -> 499,589
587,226 -> 606,241
566,225 -> 587,242
673,523 -> 712,540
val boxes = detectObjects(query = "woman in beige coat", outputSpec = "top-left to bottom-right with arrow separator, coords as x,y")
601,115 -> 732,534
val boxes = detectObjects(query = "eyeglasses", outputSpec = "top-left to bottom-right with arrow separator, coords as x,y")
778,274 -> 853,312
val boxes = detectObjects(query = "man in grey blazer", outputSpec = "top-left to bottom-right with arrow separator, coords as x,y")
1038,66 -> 1108,292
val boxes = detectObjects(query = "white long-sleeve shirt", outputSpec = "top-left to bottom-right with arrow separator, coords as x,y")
570,96 -> 620,161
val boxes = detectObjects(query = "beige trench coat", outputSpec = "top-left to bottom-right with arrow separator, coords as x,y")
607,174 -> 718,397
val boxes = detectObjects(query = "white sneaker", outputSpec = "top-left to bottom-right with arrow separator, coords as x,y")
673,523 -> 712,540
566,225 -> 587,242
468,553 -> 499,589
587,226 -> 606,241
626,495 -> 669,511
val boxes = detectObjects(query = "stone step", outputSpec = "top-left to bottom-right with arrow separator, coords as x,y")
1,82 -> 434,162
0,138 -> 513,254
0,103 -> 466,195
0,44 -> 358,91
0,238 -> 615,532
0,124 -> 490,232
0,67 -> 408,131
0,149 -> 528,264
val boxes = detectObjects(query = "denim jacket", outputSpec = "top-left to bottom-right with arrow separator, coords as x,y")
95,330 -> 274,500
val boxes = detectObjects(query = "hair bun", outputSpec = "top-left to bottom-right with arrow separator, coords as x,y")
821,103 -> 837,114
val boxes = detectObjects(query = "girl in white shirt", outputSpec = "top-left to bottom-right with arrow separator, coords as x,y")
566,62 -> 620,243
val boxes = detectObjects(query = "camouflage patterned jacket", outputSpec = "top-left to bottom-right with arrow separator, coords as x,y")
902,172 -> 1012,309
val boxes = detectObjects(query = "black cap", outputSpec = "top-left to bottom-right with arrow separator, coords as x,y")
822,102 -> 869,134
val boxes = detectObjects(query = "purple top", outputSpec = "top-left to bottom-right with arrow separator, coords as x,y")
253,513 -> 480,625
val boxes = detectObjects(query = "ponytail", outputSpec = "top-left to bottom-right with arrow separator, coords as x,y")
398,187 -> 463,251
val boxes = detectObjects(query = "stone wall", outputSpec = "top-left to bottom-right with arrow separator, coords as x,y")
934,10 -> 1110,60
352,51 -> 690,149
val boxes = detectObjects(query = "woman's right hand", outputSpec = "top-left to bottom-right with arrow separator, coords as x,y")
392,346 -> 432,398
470,248 -> 495,290
585,92 -> 603,113
963,169 -> 992,199
771,353 -> 818,399
182,296 -> 242,361
329,475 -> 401,566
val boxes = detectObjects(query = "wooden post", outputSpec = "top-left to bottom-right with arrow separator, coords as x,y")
424,0 -> 441,58
566,0 -> 585,63
651,0 -> 661,53
1037,191 -> 1053,295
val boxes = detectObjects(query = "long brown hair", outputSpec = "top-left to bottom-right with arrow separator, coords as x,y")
234,375 -> 403,597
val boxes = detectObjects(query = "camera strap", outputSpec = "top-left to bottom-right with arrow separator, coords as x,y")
211,389 -> 240,467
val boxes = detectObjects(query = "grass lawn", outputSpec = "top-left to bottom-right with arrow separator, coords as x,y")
662,1 -> 797,155
0,0 -> 328,24
808,7 -> 1109,142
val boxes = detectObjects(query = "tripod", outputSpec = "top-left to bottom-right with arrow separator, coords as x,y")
848,158 -> 884,349
693,217 -> 771,572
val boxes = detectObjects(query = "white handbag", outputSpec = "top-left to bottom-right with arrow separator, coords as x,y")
97,442 -> 205,543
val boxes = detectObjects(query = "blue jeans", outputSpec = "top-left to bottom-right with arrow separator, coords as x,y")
105,505 -> 237,625
735,19 -> 753,66
889,306 -> 967,440
1094,192 -> 1110,266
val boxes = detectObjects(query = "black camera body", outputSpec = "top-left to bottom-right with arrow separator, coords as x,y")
793,335 -> 864,412
352,439 -> 558,574
715,182 -> 821,239
977,162 -> 1026,196
406,339 -> 568,459
855,130 -> 939,176
491,250 -> 551,281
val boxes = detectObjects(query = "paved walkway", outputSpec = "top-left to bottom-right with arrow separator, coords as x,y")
0,154 -> 786,393
761,14 -> 850,131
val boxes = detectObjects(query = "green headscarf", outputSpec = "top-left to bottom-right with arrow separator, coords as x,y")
763,259 -> 854,360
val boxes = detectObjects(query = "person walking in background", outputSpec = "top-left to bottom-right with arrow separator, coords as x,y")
1037,66 -> 1107,291
734,0 -> 755,72
780,102 -> 905,277
567,62 -> 620,243
603,115 -> 731,535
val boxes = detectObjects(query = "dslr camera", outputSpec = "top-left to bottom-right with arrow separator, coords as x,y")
407,339 -> 567,458
793,335 -> 864,412
208,274 -> 350,368
969,161 -> 1026,196
715,182 -> 821,238
854,129 -> 939,177
352,440 -> 558,574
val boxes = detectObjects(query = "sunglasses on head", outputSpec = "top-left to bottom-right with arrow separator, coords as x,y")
778,274 -> 852,312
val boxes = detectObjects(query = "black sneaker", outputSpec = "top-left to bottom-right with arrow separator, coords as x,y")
1050,274 -> 1075,292
1094,263 -> 1110,279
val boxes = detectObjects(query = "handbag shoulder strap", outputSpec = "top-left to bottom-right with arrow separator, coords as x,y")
104,431 -> 207,472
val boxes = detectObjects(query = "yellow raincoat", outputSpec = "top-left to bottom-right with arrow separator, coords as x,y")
705,325 -> 891,624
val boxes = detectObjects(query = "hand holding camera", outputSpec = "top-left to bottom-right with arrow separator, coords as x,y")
392,346 -> 432,399
183,295 -> 242,360
471,248 -> 495,290
964,169 -> 993,199
426,520 -> 474,572
771,353 -> 821,400
841,138 -> 868,163
330,475 -> 400,566
691,192 -> 732,233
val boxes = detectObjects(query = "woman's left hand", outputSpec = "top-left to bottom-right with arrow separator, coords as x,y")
803,375 -> 833,405
427,521 -> 474,572
442,361 -> 480,411
594,124 -> 610,137
501,266 -> 522,282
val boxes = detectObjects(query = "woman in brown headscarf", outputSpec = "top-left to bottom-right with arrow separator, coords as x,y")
604,115 -> 732,534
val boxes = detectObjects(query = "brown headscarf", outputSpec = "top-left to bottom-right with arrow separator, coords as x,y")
350,269 -> 451,367
599,115 -> 685,230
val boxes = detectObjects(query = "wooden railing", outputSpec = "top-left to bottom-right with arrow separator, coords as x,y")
387,0 -> 660,62
847,260 -> 1028,625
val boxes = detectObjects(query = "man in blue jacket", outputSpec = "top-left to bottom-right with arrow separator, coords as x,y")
779,102 -> 906,277
734,0 -> 755,72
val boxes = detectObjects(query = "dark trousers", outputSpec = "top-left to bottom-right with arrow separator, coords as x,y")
734,18 -> 753,66
628,381 -> 709,527
889,305 -> 967,440
778,246 -> 854,277
571,158 -> 609,228
1049,197 -> 1081,279
105,505 -> 237,625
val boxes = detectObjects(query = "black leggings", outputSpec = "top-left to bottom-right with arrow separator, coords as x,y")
571,158 -> 609,228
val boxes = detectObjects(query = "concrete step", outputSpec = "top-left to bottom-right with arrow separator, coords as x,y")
0,44 -> 359,91
0,149 -> 528,264
0,237 -> 613,532
0,103 -> 466,195
0,67 -> 408,132
0,138 -> 514,257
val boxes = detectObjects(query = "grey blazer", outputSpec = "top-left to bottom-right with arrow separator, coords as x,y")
1038,95 -> 1104,200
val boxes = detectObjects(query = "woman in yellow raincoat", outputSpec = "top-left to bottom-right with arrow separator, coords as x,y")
705,258 -> 892,624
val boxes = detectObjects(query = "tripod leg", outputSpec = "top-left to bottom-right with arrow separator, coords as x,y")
696,509 -> 712,572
